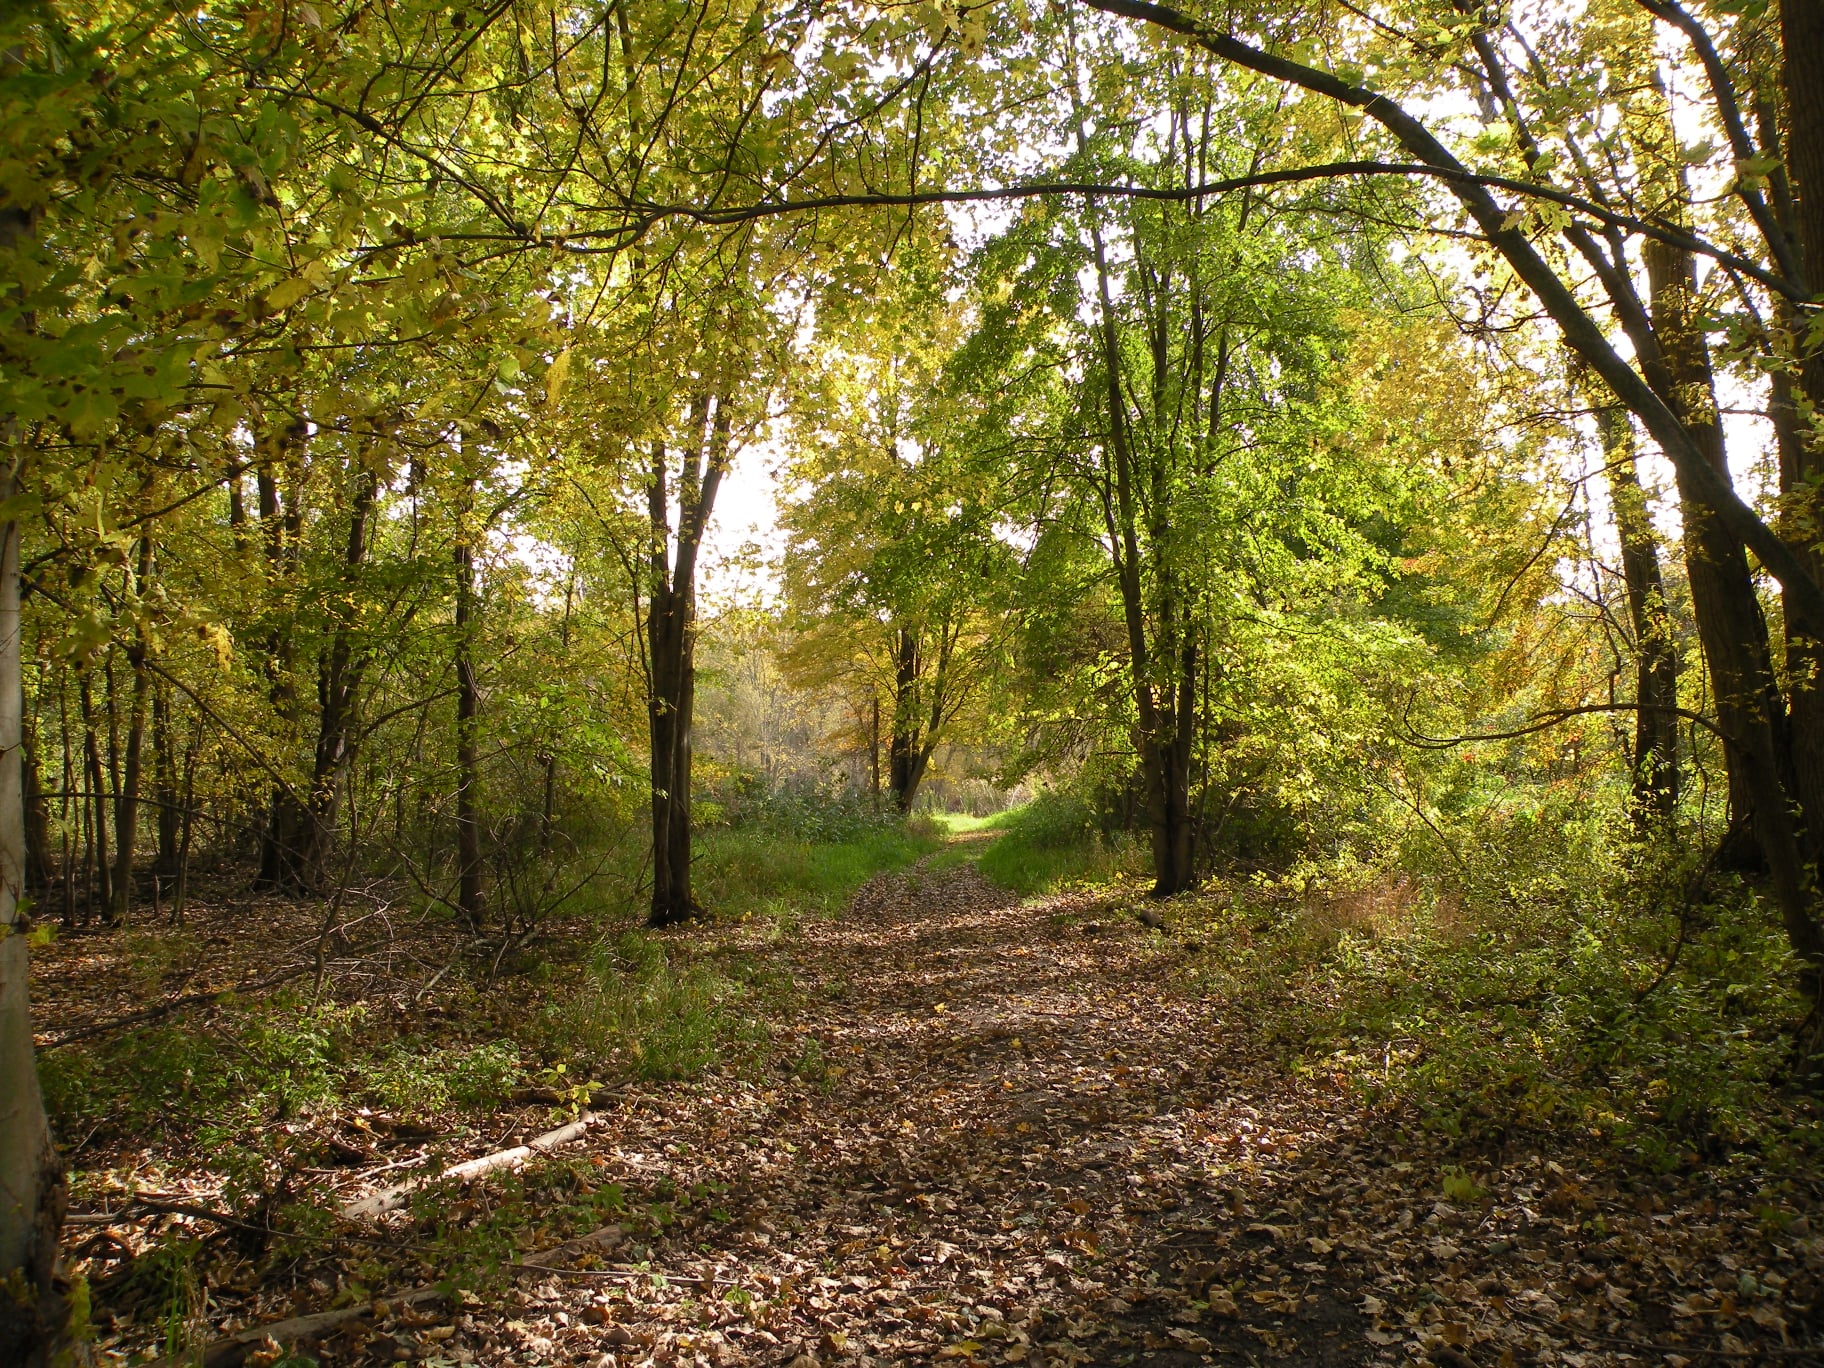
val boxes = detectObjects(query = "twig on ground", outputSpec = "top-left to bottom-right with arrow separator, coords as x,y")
341,1111 -> 601,1220
138,1286 -> 446,1368
508,1262 -> 735,1287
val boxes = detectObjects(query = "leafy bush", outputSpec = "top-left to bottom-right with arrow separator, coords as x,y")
723,772 -> 900,843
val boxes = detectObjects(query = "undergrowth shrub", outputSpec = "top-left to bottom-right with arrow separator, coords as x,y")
366,1040 -> 523,1113
693,823 -> 938,923
1194,799 -> 1823,1169
715,772 -> 895,842
675,770 -> 940,922
42,997 -> 363,1145
538,933 -> 760,1081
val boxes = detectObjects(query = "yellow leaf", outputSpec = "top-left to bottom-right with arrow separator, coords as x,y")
265,277 -> 311,312
545,348 -> 572,407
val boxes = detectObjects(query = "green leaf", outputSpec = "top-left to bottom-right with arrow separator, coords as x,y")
65,388 -> 118,441
0,492 -> 43,523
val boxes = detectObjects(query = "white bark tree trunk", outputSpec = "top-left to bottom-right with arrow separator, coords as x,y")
0,480 -> 64,1362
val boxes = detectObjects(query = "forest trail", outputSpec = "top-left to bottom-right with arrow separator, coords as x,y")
442,862 -> 1814,1368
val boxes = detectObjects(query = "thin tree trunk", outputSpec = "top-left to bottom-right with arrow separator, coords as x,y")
1086,209 -> 1197,898
1594,406 -> 1680,819
453,534 -> 484,931
77,673 -> 110,917
172,715 -> 200,925
20,703 -> 50,903
298,467 -> 377,891
1157,635 -> 1197,895
870,693 -> 882,807
1087,217 -> 1179,897
887,627 -> 924,812
151,676 -> 179,877
108,646 -> 147,923
254,425 -> 311,893
58,688 -> 74,927
109,535 -> 154,923
539,569 -> 575,854
647,571 -> 685,922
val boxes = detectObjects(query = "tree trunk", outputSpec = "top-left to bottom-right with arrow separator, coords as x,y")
1646,240 -> 1824,993
56,684 -> 74,927
647,571 -> 694,924
77,672 -> 110,918
1594,406 -> 1680,819
109,535 -> 153,923
172,716 -> 200,924
887,627 -> 925,812
151,676 -> 180,878
254,424 -> 314,894
0,494 -> 68,1366
1152,636 -> 1196,897
538,570 -> 575,854
108,641 -> 147,923
1782,1 -> 1824,417
453,534 -> 484,931
1083,200 -> 1200,900
259,793 -> 313,893
20,707 -> 51,904
870,693 -> 882,807
1779,0 -> 1824,889
298,466 -> 378,892
646,399 -> 732,928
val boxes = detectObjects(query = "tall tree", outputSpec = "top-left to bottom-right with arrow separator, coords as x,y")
644,395 -> 733,926
1078,0 -> 1824,992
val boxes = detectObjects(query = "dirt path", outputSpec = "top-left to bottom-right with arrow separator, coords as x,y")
415,861 -> 1819,1368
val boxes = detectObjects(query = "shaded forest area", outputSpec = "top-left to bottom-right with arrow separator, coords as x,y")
5,0 -> 1824,1365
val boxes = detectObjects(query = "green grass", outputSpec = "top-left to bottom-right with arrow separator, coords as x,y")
927,810 -> 1009,835
977,827 -> 1141,893
539,817 -> 943,1079
692,822 -> 943,923
943,793 -> 1145,894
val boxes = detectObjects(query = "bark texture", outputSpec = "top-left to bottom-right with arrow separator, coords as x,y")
647,402 -> 731,927
0,507 -> 67,1366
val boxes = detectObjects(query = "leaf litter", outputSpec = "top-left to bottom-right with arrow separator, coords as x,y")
67,861 -> 1824,1365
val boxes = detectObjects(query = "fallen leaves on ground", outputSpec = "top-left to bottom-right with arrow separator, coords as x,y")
67,862 -> 1824,1365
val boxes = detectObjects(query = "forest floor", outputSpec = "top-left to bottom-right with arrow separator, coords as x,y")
46,856 -> 1824,1367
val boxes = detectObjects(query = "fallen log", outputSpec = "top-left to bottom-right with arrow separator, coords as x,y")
139,1286 -> 445,1368
341,1111 -> 599,1220
135,1226 -> 699,1368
